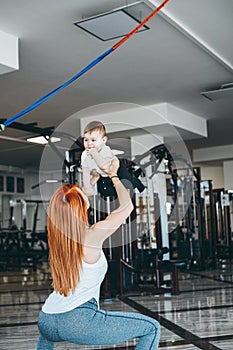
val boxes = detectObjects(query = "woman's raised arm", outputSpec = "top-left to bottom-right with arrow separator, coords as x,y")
88,158 -> 134,246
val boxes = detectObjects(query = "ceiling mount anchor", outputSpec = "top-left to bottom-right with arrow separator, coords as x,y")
0,124 -> 5,132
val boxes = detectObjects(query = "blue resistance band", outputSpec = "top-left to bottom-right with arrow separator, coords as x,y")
1,48 -> 113,130
0,0 -> 170,131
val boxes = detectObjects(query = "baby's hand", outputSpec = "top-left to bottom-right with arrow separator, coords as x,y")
90,169 -> 100,185
90,169 -> 100,178
86,148 -> 98,157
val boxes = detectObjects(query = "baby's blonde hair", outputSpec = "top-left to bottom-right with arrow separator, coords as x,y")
84,121 -> 106,137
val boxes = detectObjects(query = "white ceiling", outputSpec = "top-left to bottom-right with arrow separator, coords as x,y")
0,0 -> 233,169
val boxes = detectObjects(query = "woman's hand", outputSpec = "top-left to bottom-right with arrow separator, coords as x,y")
103,157 -> 119,178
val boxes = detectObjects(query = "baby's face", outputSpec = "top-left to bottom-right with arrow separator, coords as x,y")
83,131 -> 106,152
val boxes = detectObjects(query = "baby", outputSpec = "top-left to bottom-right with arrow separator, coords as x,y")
81,121 -> 145,197
81,121 -> 117,196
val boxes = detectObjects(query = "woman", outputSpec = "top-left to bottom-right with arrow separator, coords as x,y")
37,158 -> 160,349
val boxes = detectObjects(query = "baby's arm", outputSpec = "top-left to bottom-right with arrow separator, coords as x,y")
82,166 -> 96,196
88,148 -> 114,171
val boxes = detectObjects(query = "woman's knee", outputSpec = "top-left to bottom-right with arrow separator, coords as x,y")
146,318 -> 160,337
37,335 -> 54,350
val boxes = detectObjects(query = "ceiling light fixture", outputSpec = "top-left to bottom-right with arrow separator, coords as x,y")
112,149 -> 125,155
201,82 -> 233,101
27,136 -> 61,145
74,1 -> 151,41
31,179 -> 60,190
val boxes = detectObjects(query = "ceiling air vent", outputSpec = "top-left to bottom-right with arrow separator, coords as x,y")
74,1 -> 151,41
201,83 -> 233,101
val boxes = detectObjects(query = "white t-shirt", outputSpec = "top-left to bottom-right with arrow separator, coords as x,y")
42,251 -> 108,314
81,145 -> 114,177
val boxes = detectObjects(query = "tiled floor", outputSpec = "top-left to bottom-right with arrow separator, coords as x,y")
0,261 -> 233,349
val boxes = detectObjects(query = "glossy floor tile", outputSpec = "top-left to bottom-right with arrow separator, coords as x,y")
1,261 -> 233,349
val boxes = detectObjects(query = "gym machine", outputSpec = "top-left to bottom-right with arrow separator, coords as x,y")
0,199 -> 48,270
177,168 -> 233,269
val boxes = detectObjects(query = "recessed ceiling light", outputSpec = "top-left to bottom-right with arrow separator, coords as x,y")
46,179 -> 59,183
31,179 -> 60,189
112,149 -> 125,155
27,136 -> 61,145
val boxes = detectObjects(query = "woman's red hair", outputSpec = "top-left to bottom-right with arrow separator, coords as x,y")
47,184 -> 88,296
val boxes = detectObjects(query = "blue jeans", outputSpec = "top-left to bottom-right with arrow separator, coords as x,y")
37,298 -> 160,349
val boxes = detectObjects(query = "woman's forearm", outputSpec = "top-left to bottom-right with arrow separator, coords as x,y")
111,177 -> 133,213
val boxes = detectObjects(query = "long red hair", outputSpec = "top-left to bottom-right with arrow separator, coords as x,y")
47,184 -> 88,296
